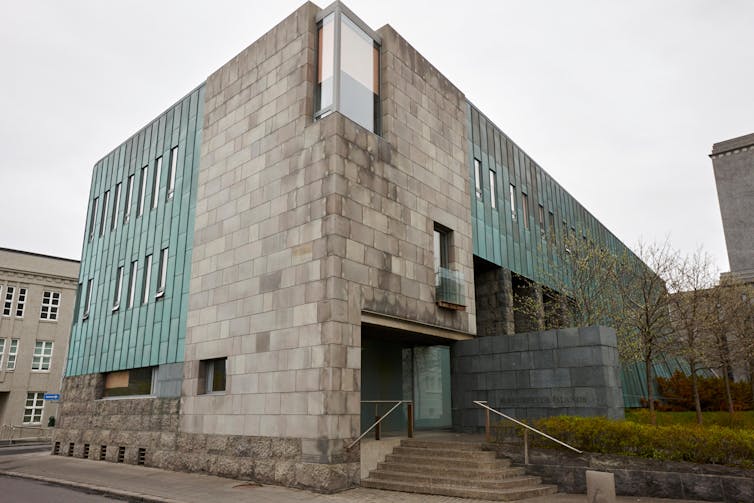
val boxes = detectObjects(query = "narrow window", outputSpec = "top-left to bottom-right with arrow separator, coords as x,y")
15,287 -> 26,318
3,286 -> 15,316
23,392 -> 44,424
88,197 -> 99,240
509,184 -> 517,221
152,157 -> 162,209
522,193 -> 530,229
83,279 -> 94,319
548,211 -> 556,241
315,13 -> 335,115
200,358 -> 227,394
7,339 -> 19,370
99,190 -> 110,237
128,261 -> 138,308
489,169 -> 497,209
166,147 -> 178,201
433,223 -> 451,282
111,182 -> 121,230
474,158 -> 482,199
113,266 -> 124,310
138,166 -> 148,216
142,254 -> 152,304
31,341 -> 53,371
40,291 -> 61,321
538,204 -> 545,237
123,175 -> 134,224
0,339 -> 5,368
156,248 -> 168,298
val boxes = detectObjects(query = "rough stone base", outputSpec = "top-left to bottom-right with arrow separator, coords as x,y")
54,375 -> 359,493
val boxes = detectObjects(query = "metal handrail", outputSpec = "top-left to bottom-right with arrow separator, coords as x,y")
346,400 -> 413,450
473,400 -> 582,464
1,424 -> 53,445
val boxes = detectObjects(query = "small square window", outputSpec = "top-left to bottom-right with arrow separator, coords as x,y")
200,358 -> 227,394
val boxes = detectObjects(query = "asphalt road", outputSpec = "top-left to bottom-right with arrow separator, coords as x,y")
0,476 -> 122,502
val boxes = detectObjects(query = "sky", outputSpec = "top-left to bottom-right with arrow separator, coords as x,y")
1,1 -> 752,274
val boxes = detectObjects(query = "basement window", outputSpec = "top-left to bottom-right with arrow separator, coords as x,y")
102,367 -> 156,398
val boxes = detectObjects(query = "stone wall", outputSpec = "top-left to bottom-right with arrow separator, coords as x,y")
474,263 -> 514,336
452,326 -> 624,430
53,374 -> 356,492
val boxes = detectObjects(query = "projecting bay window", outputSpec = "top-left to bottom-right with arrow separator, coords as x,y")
113,266 -> 124,311
83,278 -> 93,320
315,5 -> 381,134
166,146 -> 178,201
124,174 -> 134,224
142,255 -> 152,305
156,248 -> 168,298
152,157 -> 162,209
433,223 -> 465,310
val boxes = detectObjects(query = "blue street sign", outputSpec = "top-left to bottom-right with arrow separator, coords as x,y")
44,393 -> 61,401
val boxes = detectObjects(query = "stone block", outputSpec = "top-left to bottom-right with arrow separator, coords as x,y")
586,470 -> 616,503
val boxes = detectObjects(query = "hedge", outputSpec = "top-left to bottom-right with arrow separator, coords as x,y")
528,415 -> 754,469
656,370 -> 753,411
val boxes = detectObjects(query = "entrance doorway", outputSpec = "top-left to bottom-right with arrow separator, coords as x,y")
360,325 -> 452,433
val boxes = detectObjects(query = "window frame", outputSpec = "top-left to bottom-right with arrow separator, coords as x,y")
15,287 -> 27,318
124,174 -> 134,224
166,146 -> 178,201
128,261 -> 138,308
23,392 -> 44,425
142,254 -> 152,305
7,339 -> 19,370
138,166 -> 148,217
99,190 -> 110,237
101,367 -> 157,399
3,286 -> 15,317
0,338 -> 5,369
200,358 -> 227,394
31,340 -> 54,372
83,278 -> 93,320
151,156 -> 162,210
489,168 -> 497,209
509,184 -> 517,221
113,266 -> 124,311
474,158 -> 482,199
111,182 -> 121,231
156,248 -> 168,298
522,192 -> 530,229
88,197 -> 99,241
40,290 -> 61,321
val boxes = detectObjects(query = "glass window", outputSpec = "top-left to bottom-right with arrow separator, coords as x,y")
83,278 -> 93,319
522,193 -> 530,229
549,211 -> 556,241
316,13 -> 335,114
433,224 -> 450,277
89,197 -> 98,240
40,291 -> 60,320
124,174 -> 134,223
200,358 -> 227,394
3,286 -> 15,316
142,254 -> 152,304
128,261 -> 138,308
103,367 -> 155,398
489,169 -> 497,209
474,159 -> 482,199
509,184 -> 517,221
166,147 -> 178,200
0,338 -> 5,369
138,166 -> 148,216
113,266 -> 124,310
15,287 -> 26,318
100,190 -> 109,237
7,339 -> 19,370
32,341 -> 53,371
23,392 -> 44,424
156,248 -> 168,297
340,15 -> 379,133
152,157 -> 162,209
111,182 -> 121,231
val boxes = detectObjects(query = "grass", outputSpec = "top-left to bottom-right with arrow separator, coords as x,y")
625,409 -> 754,429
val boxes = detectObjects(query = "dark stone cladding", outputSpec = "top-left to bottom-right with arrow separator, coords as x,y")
53,375 -> 359,493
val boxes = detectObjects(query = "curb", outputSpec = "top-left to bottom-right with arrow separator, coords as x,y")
0,470 -> 184,503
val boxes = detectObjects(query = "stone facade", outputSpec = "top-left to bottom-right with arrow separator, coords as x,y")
452,326 -> 625,428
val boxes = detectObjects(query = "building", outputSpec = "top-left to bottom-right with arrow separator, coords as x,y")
0,248 -> 79,428
55,1 -> 632,492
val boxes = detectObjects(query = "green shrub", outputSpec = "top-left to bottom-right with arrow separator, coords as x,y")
527,415 -> 754,469
656,371 -> 753,411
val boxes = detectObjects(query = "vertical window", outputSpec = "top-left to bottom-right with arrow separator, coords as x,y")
315,13 -> 335,114
111,183 -> 121,230
128,261 -> 138,308
489,169 -> 497,209
509,184 -> 517,221
23,392 -> 44,424
100,190 -> 110,237
200,358 -> 227,394
474,159 -> 482,199
538,204 -> 545,237
31,341 -> 53,371
124,174 -> 134,223
40,291 -> 61,320
15,288 -> 26,317
7,339 -> 19,370
113,266 -> 124,310
156,248 -> 168,297
0,338 -> 5,368
83,278 -> 93,319
142,254 -> 152,304
138,166 -> 148,216
152,157 -> 162,209
89,197 -> 99,240
166,147 -> 178,201
549,211 -> 556,241
433,224 -> 450,277
522,193 -> 530,229
3,286 -> 15,316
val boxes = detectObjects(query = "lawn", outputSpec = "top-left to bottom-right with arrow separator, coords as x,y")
625,408 -> 754,429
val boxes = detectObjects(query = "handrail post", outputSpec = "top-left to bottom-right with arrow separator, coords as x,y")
407,401 -> 414,438
485,408 -> 490,442
523,428 -> 529,465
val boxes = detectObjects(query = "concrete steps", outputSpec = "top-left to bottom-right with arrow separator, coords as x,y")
362,438 -> 558,501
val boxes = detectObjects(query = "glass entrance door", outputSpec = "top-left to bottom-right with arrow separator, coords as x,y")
408,345 -> 452,429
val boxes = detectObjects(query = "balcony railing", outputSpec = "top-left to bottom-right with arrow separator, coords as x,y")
435,267 -> 465,310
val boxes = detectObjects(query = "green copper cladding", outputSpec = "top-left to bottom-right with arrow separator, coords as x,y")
66,85 -> 205,376
467,101 -> 628,290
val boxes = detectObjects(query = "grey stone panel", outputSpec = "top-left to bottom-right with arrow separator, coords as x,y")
155,363 -> 184,398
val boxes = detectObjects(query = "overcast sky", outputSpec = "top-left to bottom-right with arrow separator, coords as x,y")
2,1 -> 752,274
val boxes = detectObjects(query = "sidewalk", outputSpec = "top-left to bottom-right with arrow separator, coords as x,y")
0,450 -> 718,503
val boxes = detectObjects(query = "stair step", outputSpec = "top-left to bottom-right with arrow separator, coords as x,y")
400,439 -> 485,451
361,478 -> 559,501
384,453 -> 510,469
392,446 -> 498,460
370,469 -> 543,490
376,461 -> 522,480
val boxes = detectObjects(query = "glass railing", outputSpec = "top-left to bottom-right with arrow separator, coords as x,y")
435,267 -> 465,308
